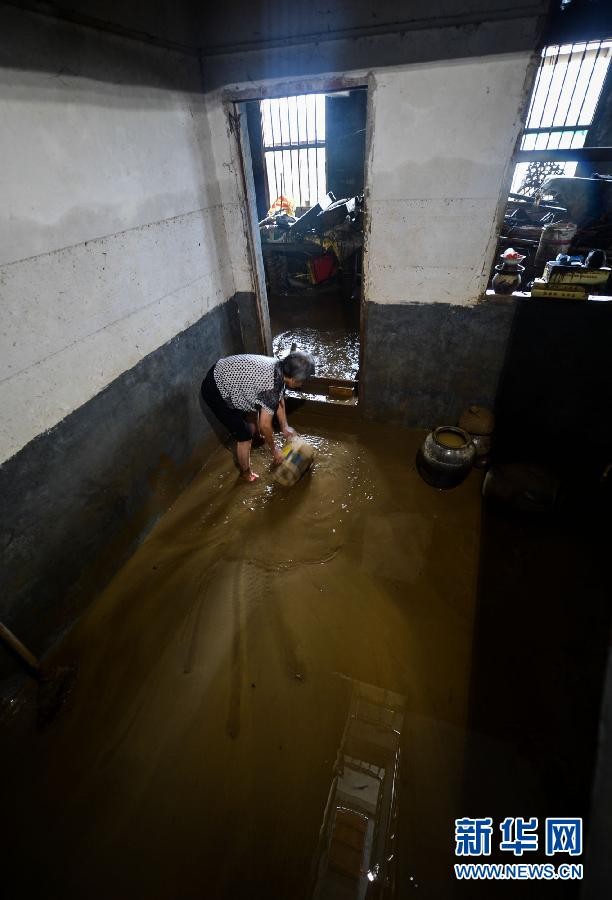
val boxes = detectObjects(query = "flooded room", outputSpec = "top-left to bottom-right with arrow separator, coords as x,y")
2,1 -> 612,898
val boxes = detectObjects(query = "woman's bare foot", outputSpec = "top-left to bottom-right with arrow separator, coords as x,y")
239,470 -> 260,483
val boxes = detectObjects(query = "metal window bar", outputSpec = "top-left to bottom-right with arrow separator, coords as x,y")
556,44 -> 588,144
314,95 -> 319,205
261,94 -> 326,209
511,38 -> 612,192
572,42 -> 604,134
262,102 -> 277,210
525,43 -> 547,130
292,96 -> 301,202
532,44 -> 562,134
521,39 -> 611,152
283,98 -> 293,198
534,47 -> 561,134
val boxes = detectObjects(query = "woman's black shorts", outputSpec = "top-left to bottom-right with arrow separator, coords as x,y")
201,365 -> 252,442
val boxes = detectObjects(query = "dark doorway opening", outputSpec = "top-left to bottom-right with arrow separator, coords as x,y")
244,87 -> 368,404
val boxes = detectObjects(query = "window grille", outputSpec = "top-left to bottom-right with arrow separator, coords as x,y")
511,38 -> 612,193
260,94 -> 326,209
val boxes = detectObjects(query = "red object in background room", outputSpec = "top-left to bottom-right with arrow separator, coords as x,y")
309,253 -> 338,284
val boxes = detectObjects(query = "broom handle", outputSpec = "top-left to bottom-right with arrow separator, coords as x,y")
0,622 -> 41,673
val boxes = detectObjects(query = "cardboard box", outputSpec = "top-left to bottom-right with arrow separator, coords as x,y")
543,263 -> 610,286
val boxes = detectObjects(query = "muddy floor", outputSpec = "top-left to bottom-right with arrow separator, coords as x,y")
2,412 -> 608,899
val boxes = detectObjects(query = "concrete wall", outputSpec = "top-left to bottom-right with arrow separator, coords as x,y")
0,5 -> 236,466
199,4 -> 546,89
3,1 -> 594,674
205,97 -> 259,301
12,1 -> 551,56
0,302 -> 245,670
365,54 -> 531,307
195,6 -> 547,429
204,48 -> 535,425
195,0 -> 549,53
362,299 -> 517,428
0,7 -> 259,674
355,53 -> 534,424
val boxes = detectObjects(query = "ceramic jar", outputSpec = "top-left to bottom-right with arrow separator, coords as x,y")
468,434 -> 491,468
458,405 -> 495,468
492,260 -> 525,294
416,426 -> 476,489
458,405 -> 495,436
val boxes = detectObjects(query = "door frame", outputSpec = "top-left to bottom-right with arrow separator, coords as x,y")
224,74 -> 373,396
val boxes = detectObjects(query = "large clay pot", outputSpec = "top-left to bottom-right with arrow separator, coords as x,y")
458,405 -> 495,436
492,262 -> 525,294
416,426 -> 476,489
471,433 -> 492,469
458,405 -> 495,468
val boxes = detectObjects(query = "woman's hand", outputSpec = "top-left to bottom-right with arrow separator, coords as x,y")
282,426 -> 297,439
272,449 -> 284,467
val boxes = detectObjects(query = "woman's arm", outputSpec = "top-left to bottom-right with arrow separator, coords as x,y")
259,408 -> 284,465
276,395 -> 296,438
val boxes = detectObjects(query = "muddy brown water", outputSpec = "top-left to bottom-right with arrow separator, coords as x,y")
273,327 -> 359,380
2,413 -> 600,898
269,288 -> 360,382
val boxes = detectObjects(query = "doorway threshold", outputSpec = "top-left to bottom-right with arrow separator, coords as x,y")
285,376 -> 359,419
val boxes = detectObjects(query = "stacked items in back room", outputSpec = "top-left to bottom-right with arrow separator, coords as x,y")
491,173 -> 612,299
258,192 -> 363,297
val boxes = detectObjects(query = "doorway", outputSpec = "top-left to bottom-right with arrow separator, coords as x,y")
239,87 -> 368,403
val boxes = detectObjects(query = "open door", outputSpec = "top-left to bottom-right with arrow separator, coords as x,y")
235,88 -> 368,409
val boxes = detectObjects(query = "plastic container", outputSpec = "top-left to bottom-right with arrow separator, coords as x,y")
534,222 -> 577,266
274,438 -> 316,487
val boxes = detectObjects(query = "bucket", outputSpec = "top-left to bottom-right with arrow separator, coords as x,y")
534,222 -> 577,265
274,438 -> 316,487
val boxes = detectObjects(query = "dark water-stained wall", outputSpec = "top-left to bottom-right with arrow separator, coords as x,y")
0,6 -> 259,683
361,298 -> 517,428
0,294 -> 259,681
495,297 -> 612,467
361,295 -> 612,465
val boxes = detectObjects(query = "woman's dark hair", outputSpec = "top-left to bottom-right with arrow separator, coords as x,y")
281,351 -> 316,383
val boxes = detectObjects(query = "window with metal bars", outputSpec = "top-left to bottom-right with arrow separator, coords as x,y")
511,37 -> 612,193
260,94 -> 326,210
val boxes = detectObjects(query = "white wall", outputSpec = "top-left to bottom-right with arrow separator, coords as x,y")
0,9 -> 237,465
208,51 -> 534,309
365,53 -> 533,306
0,10 -> 534,465
204,98 -> 256,297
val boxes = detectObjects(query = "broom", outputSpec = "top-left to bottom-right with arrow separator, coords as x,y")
0,621 -> 76,730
